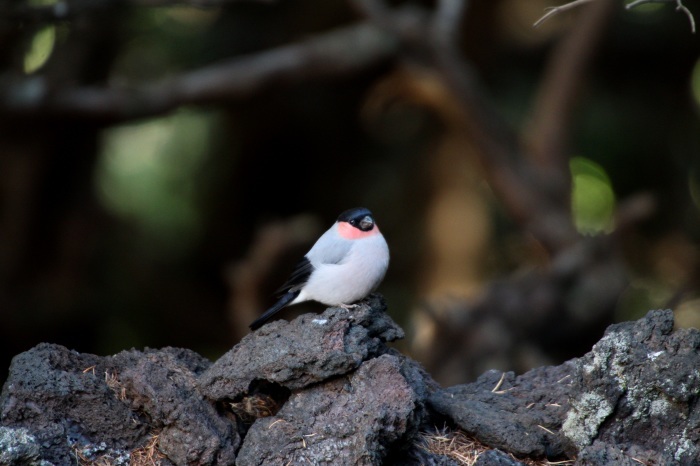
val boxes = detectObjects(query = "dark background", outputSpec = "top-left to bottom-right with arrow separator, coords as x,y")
1,0 -> 700,386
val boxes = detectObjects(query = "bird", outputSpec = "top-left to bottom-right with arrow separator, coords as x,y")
249,207 -> 389,330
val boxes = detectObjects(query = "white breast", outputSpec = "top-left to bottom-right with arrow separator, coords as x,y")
296,233 -> 389,306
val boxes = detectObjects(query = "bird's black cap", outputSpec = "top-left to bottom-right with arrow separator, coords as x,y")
337,207 -> 375,232
337,207 -> 373,223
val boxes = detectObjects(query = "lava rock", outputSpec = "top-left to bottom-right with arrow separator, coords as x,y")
430,364 -> 574,458
0,343 -> 148,465
235,354 -> 423,466
574,441 -> 663,466
112,348 -> 238,465
398,446 -> 463,466
0,344 -> 238,466
0,426 -> 44,466
474,449 -> 527,466
563,309 -> 700,464
198,293 -> 403,401
4,303 -> 697,466
430,309 -> 700,465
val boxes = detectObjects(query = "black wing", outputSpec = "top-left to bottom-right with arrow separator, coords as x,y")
249,256 -> 313,331
276,256 -> 313,294
250,290 -> 299,330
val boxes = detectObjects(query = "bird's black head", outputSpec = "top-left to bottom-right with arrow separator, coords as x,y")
337,207 -> 375,232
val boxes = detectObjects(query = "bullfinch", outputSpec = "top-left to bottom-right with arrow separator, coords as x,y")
249,207 -> 389,330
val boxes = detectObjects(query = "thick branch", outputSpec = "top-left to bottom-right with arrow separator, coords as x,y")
526,0 -> 616,192
433,0 -> 470,43
1,0 -> 275,23
426,45 -> 548,244
354,0 -> 580,251
0,22 -> 398,122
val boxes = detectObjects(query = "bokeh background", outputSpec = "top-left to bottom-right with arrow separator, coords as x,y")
1,0 -> 700,387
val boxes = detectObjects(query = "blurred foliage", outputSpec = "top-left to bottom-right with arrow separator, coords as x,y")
97,109 -> 222,257
570,157 -> 615,235
23,25 -> 55,73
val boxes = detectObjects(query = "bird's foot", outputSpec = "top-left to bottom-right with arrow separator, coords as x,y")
338,302 -> 360,310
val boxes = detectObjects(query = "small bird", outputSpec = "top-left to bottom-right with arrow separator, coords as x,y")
249,207 -> 389,330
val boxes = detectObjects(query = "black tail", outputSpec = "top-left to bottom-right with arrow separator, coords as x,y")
249,291 -> 300,330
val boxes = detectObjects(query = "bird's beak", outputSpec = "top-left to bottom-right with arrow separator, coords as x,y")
359,216 -> 374,230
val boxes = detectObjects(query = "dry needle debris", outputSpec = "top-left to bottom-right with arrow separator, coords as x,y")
71,433 -> 166,466
418,428 -> 572,466
129,433 -> 167,466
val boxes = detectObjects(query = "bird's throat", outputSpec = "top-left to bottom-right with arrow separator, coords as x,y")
337,222 -> 380,240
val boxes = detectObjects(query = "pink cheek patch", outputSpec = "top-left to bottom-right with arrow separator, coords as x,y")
337,221 -> 379,240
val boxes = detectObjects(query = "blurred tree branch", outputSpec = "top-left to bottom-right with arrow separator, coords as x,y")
0,22 -> 397,122
350,0 -> 661,383
0,0 -> 682,384
1,0 -> 275,23
526,0 -> 616,205
352,0 -> 583,252
536,0 -> 696,33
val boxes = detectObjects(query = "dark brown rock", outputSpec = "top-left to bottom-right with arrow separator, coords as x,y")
0,343 -> 147,465
564,309 -> 700,465
112,348 -> 238,465
235,354 -> 424,466
399,447 -> 463,466
430,309 -> 700,465
197,293 -> 403,402
3,302 -> 698,466
575,441 -> 664,466
0,344 -> 238,466
0,425 -> 44,465
430,365 -> 575,458
474,449 -> 528,466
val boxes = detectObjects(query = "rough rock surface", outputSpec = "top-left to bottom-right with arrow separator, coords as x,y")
431,365 -> 574,458
236,354 -> 424,465
574,440 -> 661,466
112,348 -> 238,465
401,447 -> 463,466
0,344 -> 238,466
473,449 -> 528,466
2,304 -> 699,466
0,426 -> 45,466
565,309 -> 700,464
198,293 -> 403,401
0,294 -> 426,465
0,343 -> 147,465
430,309 -> 700,465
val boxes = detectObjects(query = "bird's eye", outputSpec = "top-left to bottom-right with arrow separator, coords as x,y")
359,216 -> 374,231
